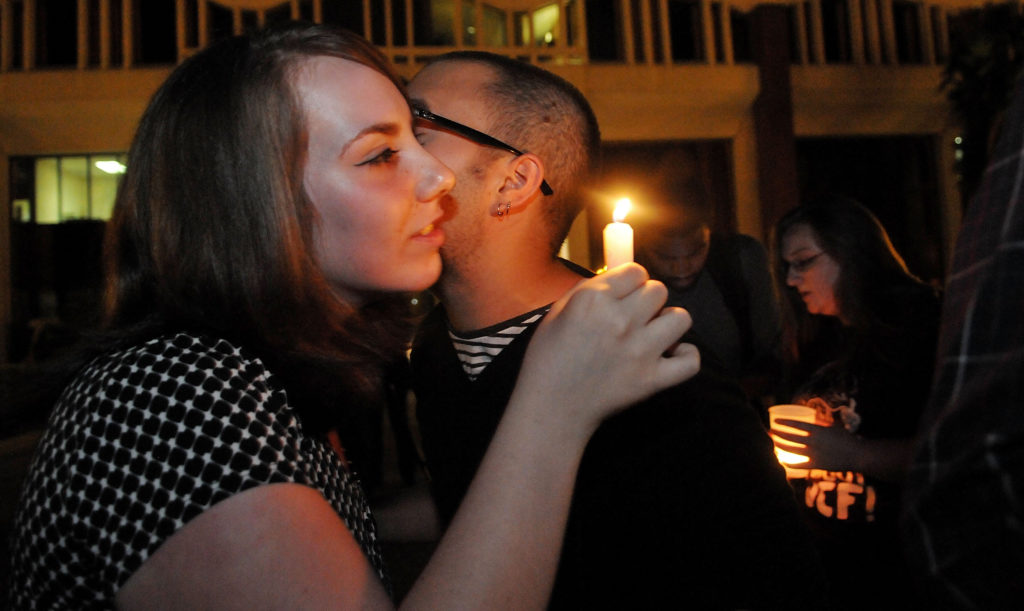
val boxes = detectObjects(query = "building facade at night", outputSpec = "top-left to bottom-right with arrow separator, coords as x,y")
0,0 -> 1002,363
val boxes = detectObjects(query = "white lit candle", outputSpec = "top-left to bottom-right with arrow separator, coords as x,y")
603,198 -> 634,269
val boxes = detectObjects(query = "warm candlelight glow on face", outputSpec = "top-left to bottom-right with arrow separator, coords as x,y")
613,198 -> 632,223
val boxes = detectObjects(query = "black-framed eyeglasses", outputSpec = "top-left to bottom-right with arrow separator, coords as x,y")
787,251 -> 825,274
413,107 -> 554,196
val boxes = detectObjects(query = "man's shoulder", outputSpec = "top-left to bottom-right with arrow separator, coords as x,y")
599,361 -> 763,444
713,231 -> 762,246
712,231 -> 768,261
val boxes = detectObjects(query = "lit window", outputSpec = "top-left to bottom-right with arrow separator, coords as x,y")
15,154 -> 126,224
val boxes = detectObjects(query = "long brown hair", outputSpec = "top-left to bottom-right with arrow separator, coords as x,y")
771,194 -> 929,372
101,22 -> 415,435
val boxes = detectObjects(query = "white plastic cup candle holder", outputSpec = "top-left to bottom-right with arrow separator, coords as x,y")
768,404 -> 817,479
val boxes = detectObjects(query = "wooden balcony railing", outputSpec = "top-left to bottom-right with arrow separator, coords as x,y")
0,0 -> 998,73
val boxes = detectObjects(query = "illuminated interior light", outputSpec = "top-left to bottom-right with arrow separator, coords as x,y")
95,160 -> 126,174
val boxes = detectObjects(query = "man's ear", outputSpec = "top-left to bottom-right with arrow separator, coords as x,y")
498,153 -> 546,208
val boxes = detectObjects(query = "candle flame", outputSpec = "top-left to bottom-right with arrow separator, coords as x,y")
613,198 -> 632,223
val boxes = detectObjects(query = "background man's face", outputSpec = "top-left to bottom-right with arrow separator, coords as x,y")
642,225 -> 711,291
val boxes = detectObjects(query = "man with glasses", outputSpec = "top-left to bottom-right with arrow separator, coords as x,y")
406,52 -> 825,608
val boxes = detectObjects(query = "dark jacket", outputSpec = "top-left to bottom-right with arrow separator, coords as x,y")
411,304 -> 827,609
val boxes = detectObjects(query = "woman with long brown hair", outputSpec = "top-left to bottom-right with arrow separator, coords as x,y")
7,22 -> 698,609
771,194 -> 941,609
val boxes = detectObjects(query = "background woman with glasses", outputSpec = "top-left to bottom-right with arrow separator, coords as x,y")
769,194 -> 941,611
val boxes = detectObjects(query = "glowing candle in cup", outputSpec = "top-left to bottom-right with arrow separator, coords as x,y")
767,404 -> 817,479
603,198 -> 634,269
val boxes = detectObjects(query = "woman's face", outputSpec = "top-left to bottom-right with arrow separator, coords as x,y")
298,56 -> 454,303
781,223 -> 841,318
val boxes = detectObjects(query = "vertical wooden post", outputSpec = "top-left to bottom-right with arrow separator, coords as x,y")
362,0 -> 372,41
721,1 -> 734,65
454,0 -> 464,46
122,0 -> 133,67
794,1 -> 809,64
24,0 -> 36,70
578,0 -> 590,62
809,0 -> 824,64
701,0 -> 715,64
751,4 -> 799,237
174,0 -> 188,60
1,0 -> 12,71
864,0 -> 882,64
78,0 -> 88,69
880,0 -> 896,64
920,1 -> 935,64
848,0 -> 865,64
620,0 -> 635,64
639,0 -> 653,64
657,0 -> 672,64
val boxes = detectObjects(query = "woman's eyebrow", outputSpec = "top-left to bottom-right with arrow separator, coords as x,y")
340,121 -> 401,156
785,246 -> 816,259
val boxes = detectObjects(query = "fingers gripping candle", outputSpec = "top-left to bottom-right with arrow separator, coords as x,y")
603,198 -> 634,269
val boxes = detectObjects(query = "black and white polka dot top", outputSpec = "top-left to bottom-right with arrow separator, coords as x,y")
8,333 -> 387,609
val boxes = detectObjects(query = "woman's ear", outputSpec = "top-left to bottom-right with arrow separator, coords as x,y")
498,153 -> 546,209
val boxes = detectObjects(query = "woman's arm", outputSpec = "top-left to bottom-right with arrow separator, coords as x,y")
118,264 -> 700,610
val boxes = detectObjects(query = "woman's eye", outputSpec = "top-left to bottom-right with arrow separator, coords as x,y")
792,258 -> 813,271
359,148 -> 399,166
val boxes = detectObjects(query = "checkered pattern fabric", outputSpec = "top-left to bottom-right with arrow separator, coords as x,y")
903,76 -> 1024,606
8,333 -> 386,608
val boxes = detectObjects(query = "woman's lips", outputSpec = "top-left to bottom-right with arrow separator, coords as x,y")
413,222 -> 444,247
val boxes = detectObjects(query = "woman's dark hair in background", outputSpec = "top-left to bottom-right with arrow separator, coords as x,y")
771,194 -> 930,371
37,23 -> 413,455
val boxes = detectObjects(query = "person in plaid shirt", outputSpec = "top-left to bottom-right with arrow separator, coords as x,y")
903,74 -> 1024,607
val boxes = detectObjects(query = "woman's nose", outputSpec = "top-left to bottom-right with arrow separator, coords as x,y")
419,154 -> 455,201
786,266 -> 800,286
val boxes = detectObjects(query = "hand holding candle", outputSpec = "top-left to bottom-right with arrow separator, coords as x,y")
603,198 -> 634,269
